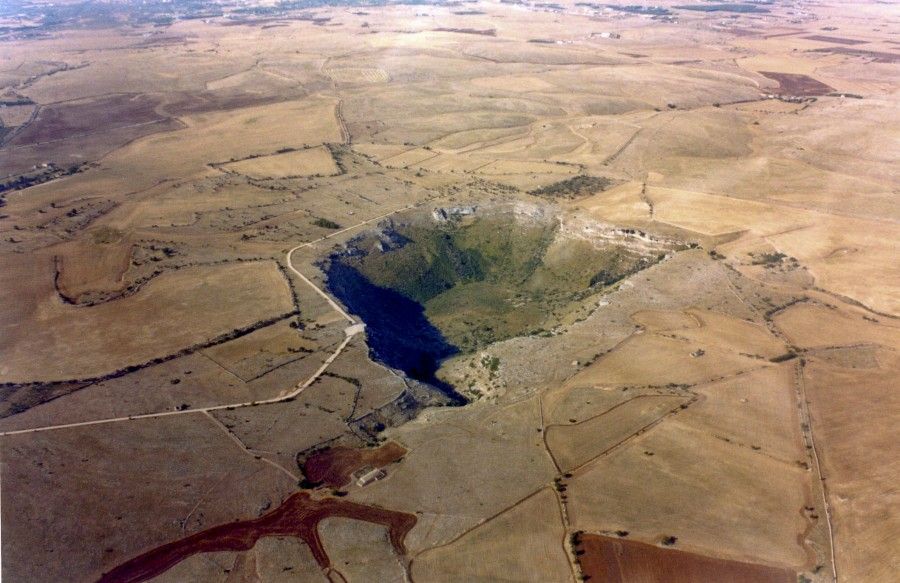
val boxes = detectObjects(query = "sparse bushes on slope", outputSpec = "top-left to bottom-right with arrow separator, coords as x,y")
529,175 -> 615,199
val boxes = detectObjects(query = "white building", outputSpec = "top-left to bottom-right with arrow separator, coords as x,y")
353,466 -> 387,487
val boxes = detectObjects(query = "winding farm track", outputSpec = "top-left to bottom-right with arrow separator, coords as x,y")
0,201 -> 424,437
0,333 -> 357,437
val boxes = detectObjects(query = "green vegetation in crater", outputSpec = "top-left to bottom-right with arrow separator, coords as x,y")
312,217 -> 342,229
340,214 -> 661,353
528,174 -> 616,200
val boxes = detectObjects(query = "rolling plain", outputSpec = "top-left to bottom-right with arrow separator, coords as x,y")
0,1 -> 898,582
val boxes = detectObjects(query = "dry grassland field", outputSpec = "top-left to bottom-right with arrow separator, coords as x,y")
0,1 -> 897,582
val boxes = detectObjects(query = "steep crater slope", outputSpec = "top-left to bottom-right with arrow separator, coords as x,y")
325,203 -> 682,396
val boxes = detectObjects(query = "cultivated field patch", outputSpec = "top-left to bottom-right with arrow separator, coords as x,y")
567,421 -> 811,568
575,534 -> 796,583
546,395 -> 687,471
221,146 -> 340,179
0,261 -> 294,381
324,67 -> 390,84
759,71 -> 835,96
411,488 -> 570,582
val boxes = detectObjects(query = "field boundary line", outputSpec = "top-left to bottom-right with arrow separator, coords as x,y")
0,199 -> 434,437
795,361 -> 838,582
201,410 -> 299,483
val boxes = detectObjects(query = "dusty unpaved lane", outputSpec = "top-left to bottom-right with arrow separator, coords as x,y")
0,332 -> 357,437
0,200 -> 426,437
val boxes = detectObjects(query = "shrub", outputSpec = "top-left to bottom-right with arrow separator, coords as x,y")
529,175 -> 615,199
312,217 -> 341,229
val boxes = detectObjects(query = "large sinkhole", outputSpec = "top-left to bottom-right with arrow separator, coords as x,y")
324,203 -> 677,399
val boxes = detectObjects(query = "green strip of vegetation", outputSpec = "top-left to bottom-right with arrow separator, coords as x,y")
338,213 -> 661,352
312,217 -> 341,229
529,175 -> 615,200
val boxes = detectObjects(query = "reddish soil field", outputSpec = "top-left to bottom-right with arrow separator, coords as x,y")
804,35 -> 867,45
759,71 -> 835,96
10,94 -> 166,146
303,441 -> 406,487
575,534 -> 796,583
809,47 -> 900,64
97,492 -> 416,583
1,118 -> 183,176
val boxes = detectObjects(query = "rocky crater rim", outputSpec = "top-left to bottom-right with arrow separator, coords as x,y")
319,201 -> 690,398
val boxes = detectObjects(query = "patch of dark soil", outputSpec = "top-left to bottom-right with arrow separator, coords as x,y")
574,533 -> 796,583
759,71 -> 835,96
302,441 -> 406,487
9,94 -> 166,146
